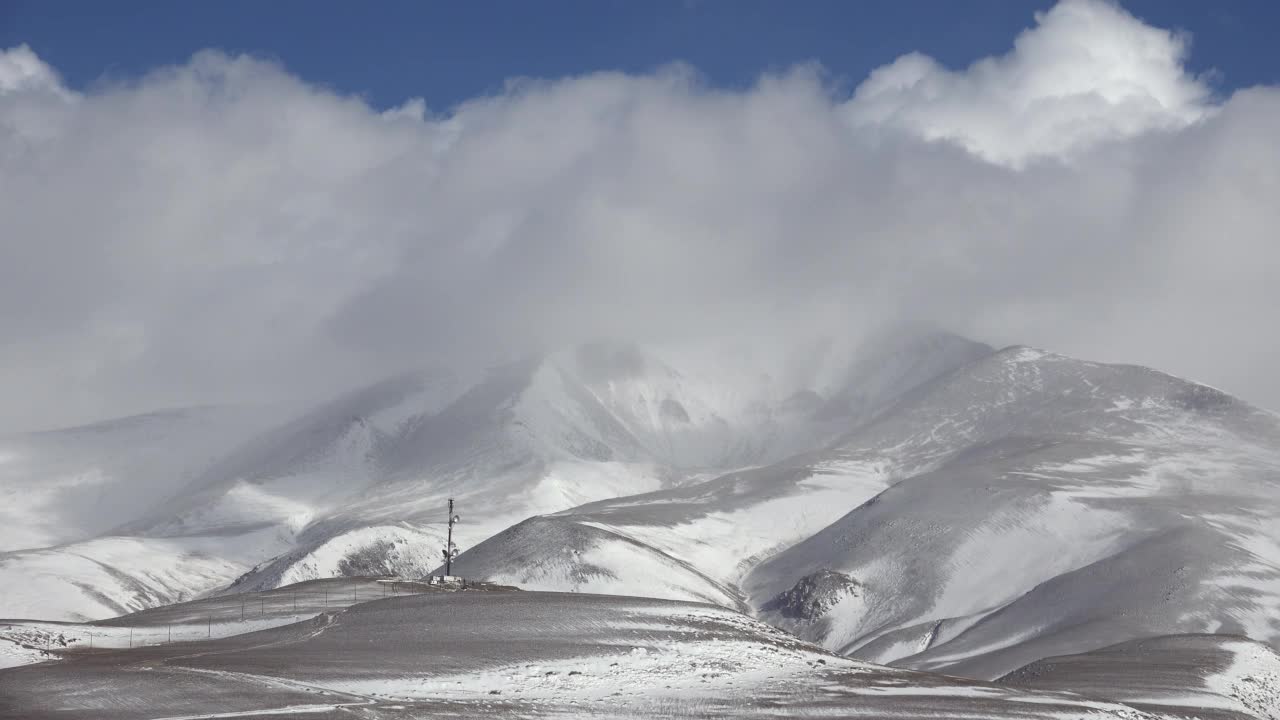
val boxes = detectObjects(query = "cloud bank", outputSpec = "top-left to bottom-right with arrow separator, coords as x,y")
2,0 -> 1279,431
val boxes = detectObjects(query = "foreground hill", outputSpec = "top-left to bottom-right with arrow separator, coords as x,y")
0,576 -> 443,669
0,587 -> 1191,719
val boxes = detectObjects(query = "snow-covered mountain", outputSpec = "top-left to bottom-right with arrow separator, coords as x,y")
0,331 -> 990,619
5,329 -> 1278,707
456,346 -> 1280,679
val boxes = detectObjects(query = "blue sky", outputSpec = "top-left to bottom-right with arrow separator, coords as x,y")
2,0 -> 1276,111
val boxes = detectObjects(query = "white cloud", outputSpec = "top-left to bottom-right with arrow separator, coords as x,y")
0,44 -> 62,95
1,0 -> 1279,431
844,0 -> 1213,167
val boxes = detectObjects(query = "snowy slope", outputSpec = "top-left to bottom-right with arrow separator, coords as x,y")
451,515 -> 747,610
744,347 -> 1280,678
1000,634 -> 1280,720
0,535 -> 251,621
221,524 -> 450,593
450,458 -> 893,603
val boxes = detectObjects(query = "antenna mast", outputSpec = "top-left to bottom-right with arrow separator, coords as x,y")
443,498 -> 460,576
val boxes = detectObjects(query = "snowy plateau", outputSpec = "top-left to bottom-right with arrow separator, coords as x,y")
2,332 -> 1279,719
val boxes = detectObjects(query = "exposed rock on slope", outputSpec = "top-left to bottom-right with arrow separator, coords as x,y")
764,569 -> 862,621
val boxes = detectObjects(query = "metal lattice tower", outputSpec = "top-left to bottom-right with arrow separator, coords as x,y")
443,498 -> 460,576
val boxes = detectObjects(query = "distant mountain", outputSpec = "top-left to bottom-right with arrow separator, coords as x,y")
124,370 -> 465,539
0,371 -> 464,619
0,406 -> 270,552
